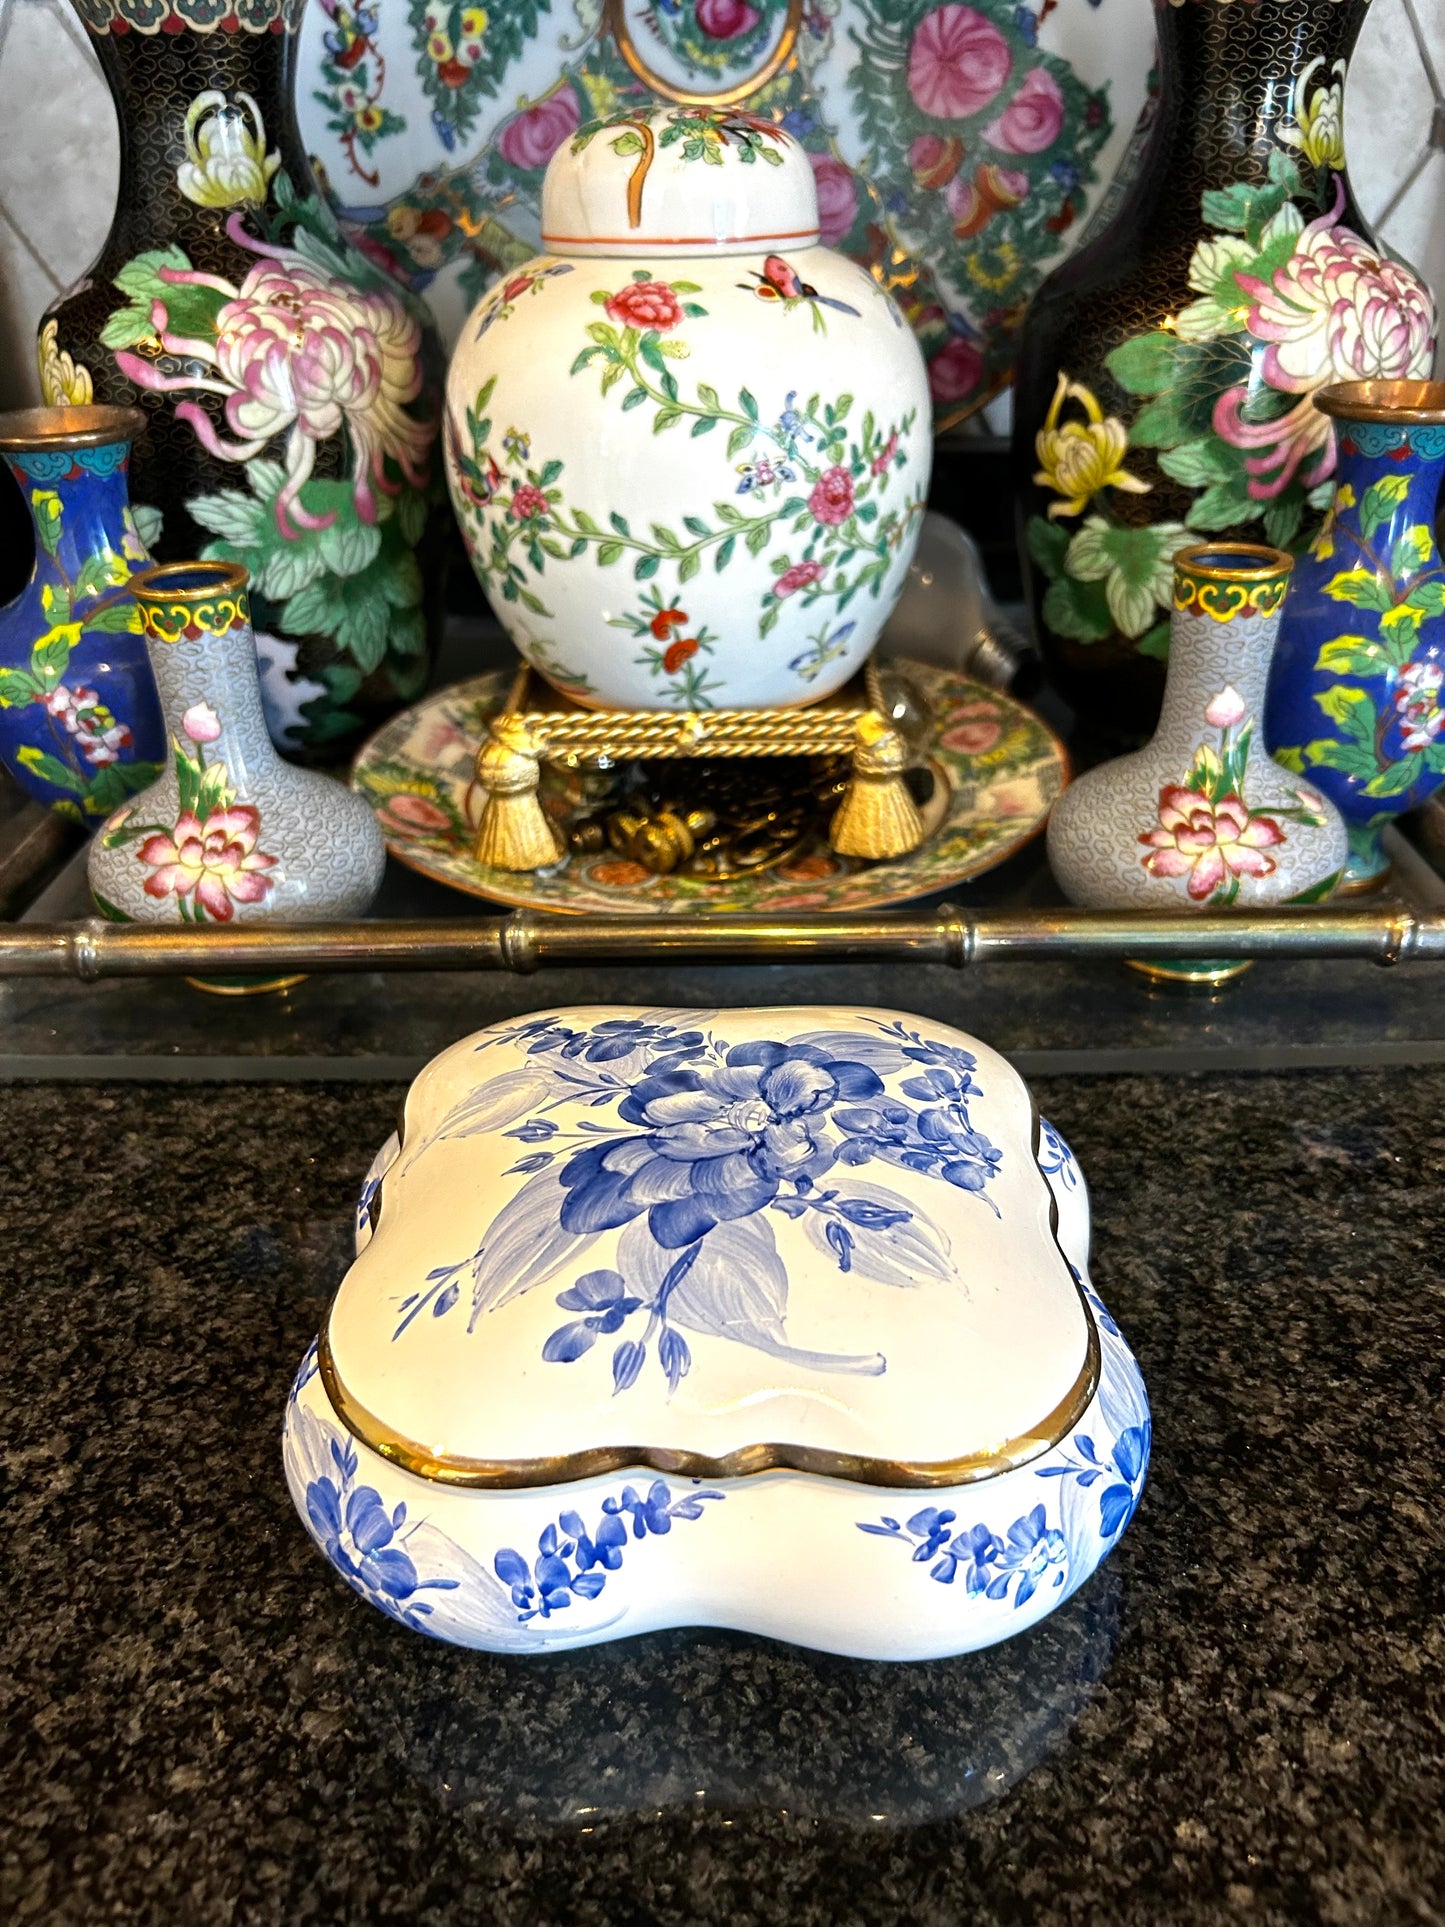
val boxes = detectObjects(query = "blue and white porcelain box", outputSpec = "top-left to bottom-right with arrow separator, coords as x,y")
285,1006 -> 1149,1660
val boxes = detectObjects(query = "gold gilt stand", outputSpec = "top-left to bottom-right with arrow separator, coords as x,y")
470,660 -> 927,872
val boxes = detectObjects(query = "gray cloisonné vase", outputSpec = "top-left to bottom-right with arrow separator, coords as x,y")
87,562 -> 385,972
1048,542 -> 1347,982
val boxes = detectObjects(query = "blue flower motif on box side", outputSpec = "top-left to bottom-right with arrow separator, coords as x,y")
858,1501 -> 1069,1608
493,1480 -> 724,1623
394,1013 -> 1012,1396
1037,1118 -> 1079,1190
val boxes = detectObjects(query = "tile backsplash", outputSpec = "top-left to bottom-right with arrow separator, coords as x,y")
0,0 -> 1441,414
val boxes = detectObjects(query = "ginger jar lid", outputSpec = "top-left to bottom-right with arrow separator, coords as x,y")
540,104 -> 820,259
320,1006 -> 1097,1490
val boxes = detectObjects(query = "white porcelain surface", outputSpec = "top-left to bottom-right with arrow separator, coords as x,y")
285,1005 -> 1150,1660
443,111 -> 931,711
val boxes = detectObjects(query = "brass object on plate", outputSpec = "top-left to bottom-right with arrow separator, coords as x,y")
471,661 -> 930,872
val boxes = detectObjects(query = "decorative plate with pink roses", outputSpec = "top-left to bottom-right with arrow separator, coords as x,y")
350,660 -> 1067,913
299,0 -> 1150,428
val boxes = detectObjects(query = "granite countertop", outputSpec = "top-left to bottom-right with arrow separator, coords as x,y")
3,1069 -> 1443,1926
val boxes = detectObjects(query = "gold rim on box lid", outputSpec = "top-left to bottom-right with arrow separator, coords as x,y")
1314,379 -> 1445,425
313,1301 -> 1102,1491
0,404 -> 146,451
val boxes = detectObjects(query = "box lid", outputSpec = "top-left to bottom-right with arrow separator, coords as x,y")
320,1007 -> 1095,1488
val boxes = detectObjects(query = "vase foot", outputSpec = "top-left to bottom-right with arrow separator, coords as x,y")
1126,957 -> 1254,990
1334,861 -> 1392,896
186,974 -> 309,997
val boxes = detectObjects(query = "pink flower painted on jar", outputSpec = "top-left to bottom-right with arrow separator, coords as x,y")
137,804 -> 278,921
1139,787 -> 1285,901
115,217 -> 432,540
983,68 -> 1065,155
809,155 -> 858,246
695,0 -> 761,38
496,88 -> 581,172
928,332 -> 985,405
509,483 -> 551,521
605,279 -> 685,331
808,466 -> 855,526
775,559 -> 825,597
907,6 -> 1012,122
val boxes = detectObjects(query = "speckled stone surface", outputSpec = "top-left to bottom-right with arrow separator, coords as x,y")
2,1072 -> 1442,1926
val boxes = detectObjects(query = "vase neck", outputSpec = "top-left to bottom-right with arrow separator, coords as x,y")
1332,433 -> 1445,554
1152,0 -> 1366,203
142,596 -> 275,764
76,8 -> 312,255
2,445 -> 140,603
1159,610 -> 1276,736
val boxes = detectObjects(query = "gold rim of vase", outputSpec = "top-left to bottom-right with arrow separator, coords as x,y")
1174,542 -> 1294,586
1315,380 -> 1445,425
130,560 -> 251,603
0,404 -> 146,452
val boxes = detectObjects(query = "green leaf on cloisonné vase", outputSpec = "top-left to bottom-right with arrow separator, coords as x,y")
1356,474 -> 1412,542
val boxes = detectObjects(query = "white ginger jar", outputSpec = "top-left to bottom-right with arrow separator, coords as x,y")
443,104 -> 932,713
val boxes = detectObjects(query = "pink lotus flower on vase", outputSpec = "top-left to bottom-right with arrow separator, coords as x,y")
695,0 -> 761,38
1203,686 -> 1247,729
182,701 -> 222,743
928,332 -> 985,405
809,155 -> 858,246
808,465 -> 855,526
907,5 -> 1012,121
137,803 -> 279,921
983,68 -> 1065,155
1139,786 -> 1285,901
496,88 -> 580,172
114,218 -> 432,540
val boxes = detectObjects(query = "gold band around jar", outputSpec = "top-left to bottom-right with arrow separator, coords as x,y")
1172,542 -> 1292,622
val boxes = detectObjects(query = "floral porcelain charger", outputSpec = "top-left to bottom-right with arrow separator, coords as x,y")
296,0 -> 1151,428
350,659 -> 1067,911
443,103 -> 931,711
285,1005 -> 1149,1657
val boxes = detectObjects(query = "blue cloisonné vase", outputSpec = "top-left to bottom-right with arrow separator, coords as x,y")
0,406 -> 163,823
1265,380 -> 1445,888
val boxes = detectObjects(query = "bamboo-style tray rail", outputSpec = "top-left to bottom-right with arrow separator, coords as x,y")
1,906 -> 1442,980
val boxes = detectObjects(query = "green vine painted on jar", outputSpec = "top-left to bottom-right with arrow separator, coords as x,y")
448,269 -> 921,706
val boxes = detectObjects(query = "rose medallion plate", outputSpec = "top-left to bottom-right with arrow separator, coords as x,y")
297,0 -> 1152,428
350,658 -> 1067,911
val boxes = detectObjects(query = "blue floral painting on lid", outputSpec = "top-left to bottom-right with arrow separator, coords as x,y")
391,1012 -> 1008,1396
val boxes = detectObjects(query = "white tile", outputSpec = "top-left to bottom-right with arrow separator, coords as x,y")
0,207 -> 58,409
0,0 -> 117,290
1346,0 -> 1439,224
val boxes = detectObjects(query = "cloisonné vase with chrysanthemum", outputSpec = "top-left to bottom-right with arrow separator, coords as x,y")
1265,380 -> 1445,889
40,0 -> 443,759
1013,0 -> 1436,744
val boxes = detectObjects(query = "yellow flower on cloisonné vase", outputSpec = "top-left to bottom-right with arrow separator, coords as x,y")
1280,57 -> 1346,173
177,90 -> 280,209
36,319 -> 93,407
1034,372 -> 1152,520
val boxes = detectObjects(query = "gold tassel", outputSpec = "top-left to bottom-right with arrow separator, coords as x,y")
472,715 -> 563,871
831,713 -> 925,860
